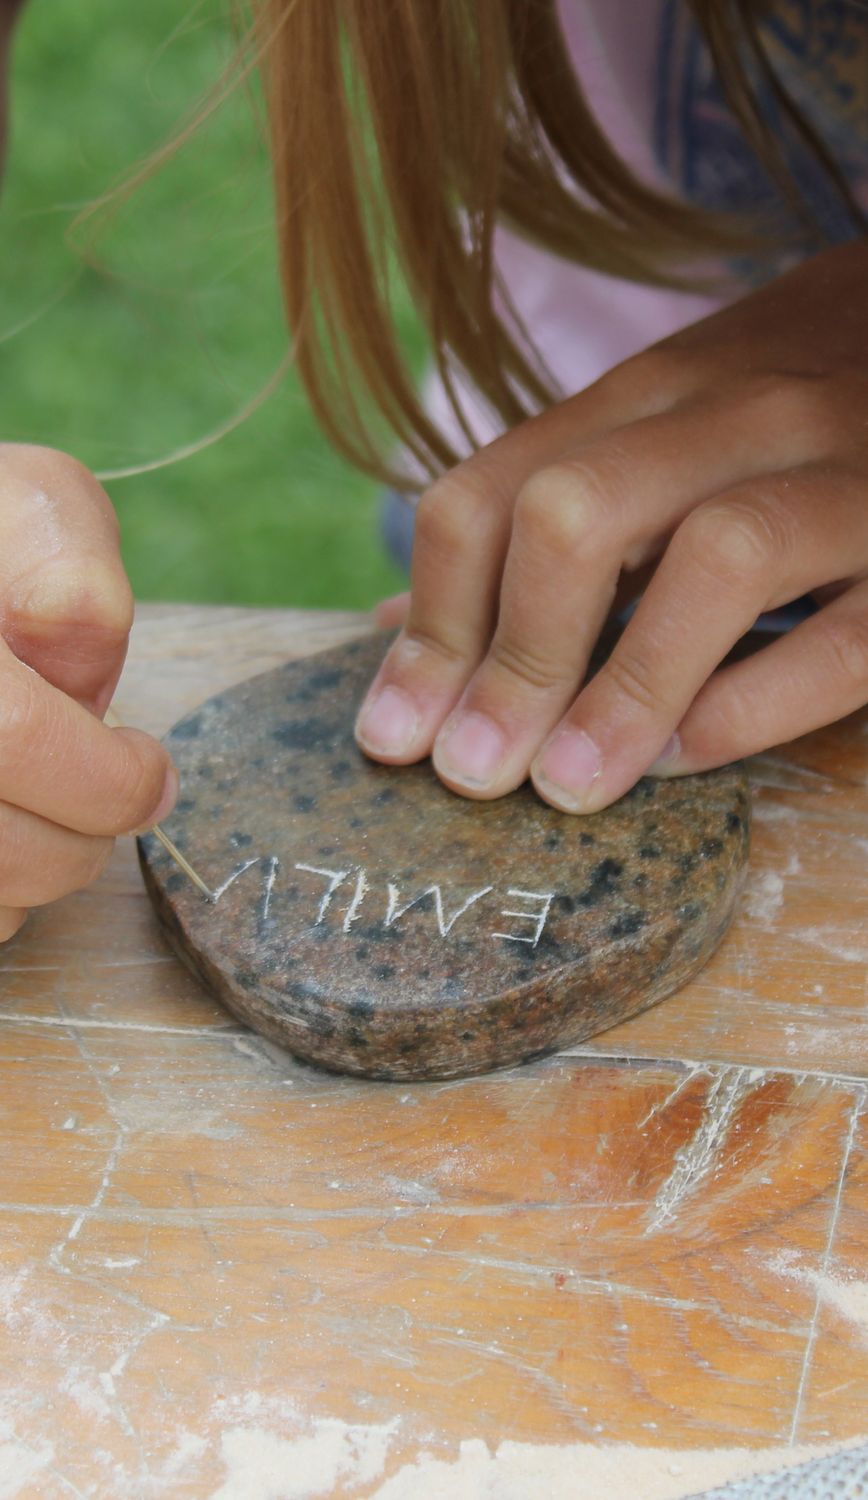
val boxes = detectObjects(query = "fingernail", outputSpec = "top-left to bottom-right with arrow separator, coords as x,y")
534,727 -> 602,810
435,711 -> 506,787
648,733 -> 681,776
132,768 -> 178,840
355,685 -> 420,755
150,765 -> 180,826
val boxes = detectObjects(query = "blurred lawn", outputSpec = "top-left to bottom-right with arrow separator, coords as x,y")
1,0 -> 421,606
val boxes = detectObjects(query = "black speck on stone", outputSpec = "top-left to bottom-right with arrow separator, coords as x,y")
555,894 -> 576,914
578,857 -> 624,908
165,871 -> 186,894
726,811 -> 743,832
376,965 -> 397,981
374,787 -> 397,805
307,666 -> 345,693
349,816 -> 364,829
230,831 -> 253,848
176,798 -> 196,815
294,794 -> 317,814
354,945 -> 370,961
273,716 -> 334,751
329,760 -> 353,782
579,832 -> 596,846
544,832 -> 562,851
286,682 -> 315,705
700,837 -> 724,859
609,909 -> 646,939
677,900 -> 705,924
638,844 -> 662,860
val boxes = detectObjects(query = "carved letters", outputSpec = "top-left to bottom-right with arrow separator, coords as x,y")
208,854 -> 555,948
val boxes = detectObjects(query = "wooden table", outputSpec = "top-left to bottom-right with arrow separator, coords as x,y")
0,604 -> 866,1500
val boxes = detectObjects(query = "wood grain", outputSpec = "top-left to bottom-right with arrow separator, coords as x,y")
0,603 -> 865,1499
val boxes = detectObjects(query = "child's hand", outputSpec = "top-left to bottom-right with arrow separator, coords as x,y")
0,444 -> 176,941
357,239 -> 868,812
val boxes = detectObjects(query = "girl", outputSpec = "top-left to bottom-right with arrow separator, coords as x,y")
0,0 -> 866,944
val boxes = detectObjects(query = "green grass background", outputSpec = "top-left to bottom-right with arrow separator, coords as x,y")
1,0 -> 421,606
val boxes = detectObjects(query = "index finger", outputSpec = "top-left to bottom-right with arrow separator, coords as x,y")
0,638 -> 176,835
356,353 -> 687,764
0,444 -> 133,713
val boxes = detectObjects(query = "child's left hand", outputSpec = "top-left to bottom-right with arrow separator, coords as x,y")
355,238 -> 868,813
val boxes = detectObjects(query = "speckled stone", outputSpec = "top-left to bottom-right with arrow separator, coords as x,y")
138,633 -> 750,1081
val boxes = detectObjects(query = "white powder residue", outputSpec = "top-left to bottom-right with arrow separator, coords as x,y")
382,1175 -> 440,1206
369,1436 -> 858,1500
0,1271 -> 30,1322
743,870 -> 784,927
209,1415 -> 398,1500
160,1430 -> 209,1479
818,1275 -> 868,1336
794,927 -> 868,965
0,1433 -> 54,1499
115,1094 -> 240,1140
59,1375 -> 112,1422
751,800 -> 799,824
765,1250 -> 868,1343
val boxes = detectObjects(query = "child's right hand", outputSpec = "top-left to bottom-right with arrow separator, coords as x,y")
0,444 -> 177,943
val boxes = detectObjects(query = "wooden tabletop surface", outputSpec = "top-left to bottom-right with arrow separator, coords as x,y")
0,603 -> 866,1500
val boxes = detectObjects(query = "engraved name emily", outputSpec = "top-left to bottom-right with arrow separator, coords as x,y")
207,855 -> 555,949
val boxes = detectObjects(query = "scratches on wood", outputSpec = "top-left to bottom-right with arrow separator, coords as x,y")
787,1088 -> 867,1446
0,605 -> 864,1495
636,1065 -> 710,1130
644,1067 -> 755,1235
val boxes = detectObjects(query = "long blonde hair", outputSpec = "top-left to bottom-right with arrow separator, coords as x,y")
248,0 -> 864,484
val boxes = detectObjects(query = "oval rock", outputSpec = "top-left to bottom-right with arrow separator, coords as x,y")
139,633 -> 750,1081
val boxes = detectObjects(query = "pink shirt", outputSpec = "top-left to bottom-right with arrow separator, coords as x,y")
420,0 -> 724,456
416,0 -> 868,463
